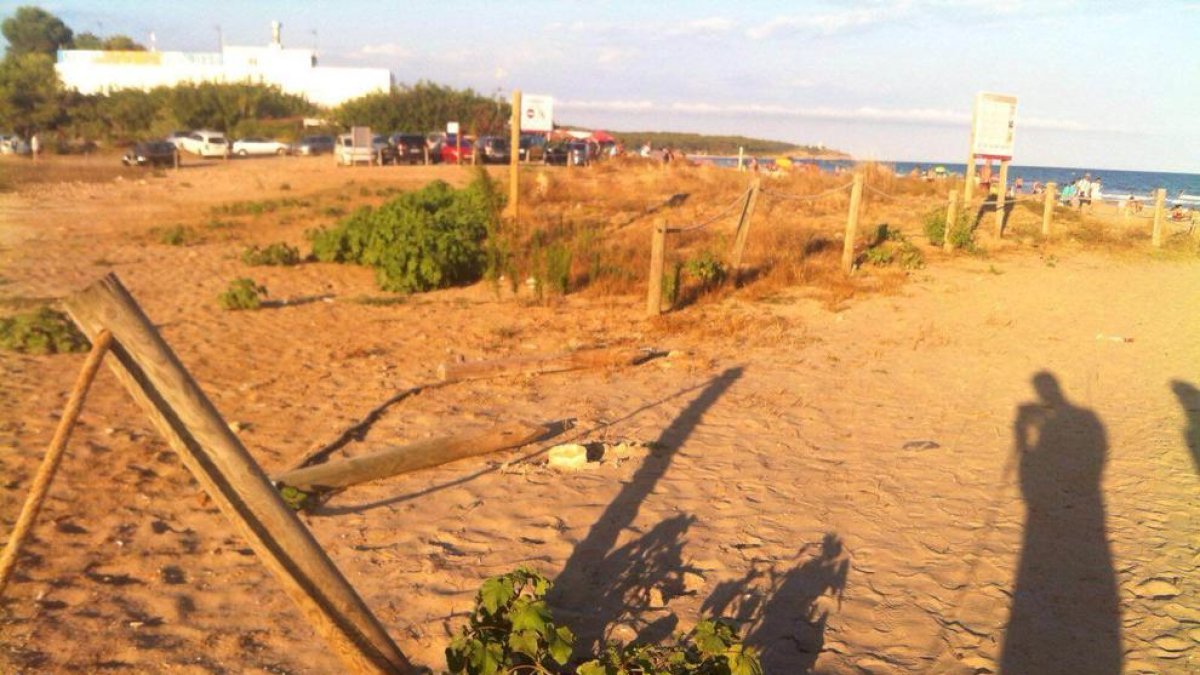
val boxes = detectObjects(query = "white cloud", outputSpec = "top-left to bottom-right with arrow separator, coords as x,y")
596,46 -> 638,65
357,43 -> 413,58
667,17 -> 736,37
747,3 -> 913,39
557,98 -> 1112,132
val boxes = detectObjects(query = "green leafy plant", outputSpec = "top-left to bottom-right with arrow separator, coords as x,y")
0,307 -> 89,354
309,175 -> 499,293
157,224 -> 199,246
218,278 -> 267,310
578,619 -> 763,675
241,242 -> 301,266
662,261 -> 683,308
446,568 -> 574,675
684,251 -> 727,290
863,225 -> 924,270
922,208 -> 973,250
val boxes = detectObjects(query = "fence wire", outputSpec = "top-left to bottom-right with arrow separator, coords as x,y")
666,186 -> 753,233
759,180 -> 855,203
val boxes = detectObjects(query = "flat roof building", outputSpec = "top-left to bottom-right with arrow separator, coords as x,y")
55,22 -> 390,107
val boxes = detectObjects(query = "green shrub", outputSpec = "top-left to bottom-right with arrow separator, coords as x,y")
579,619 -> 763,675
923,209 -> 973,249
0,308 -> 89,354
158,224 -> 199,246
242,242 -> 301,266
685,251 -> 727,290
218,278 -> 267,310
446,568 -> 574,675
864,226 -> 924,269
446,568 -> 763,675
309,175 -> 499,293
662,261 -> 683,308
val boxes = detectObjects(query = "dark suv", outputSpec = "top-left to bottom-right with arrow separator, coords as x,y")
389,133 -> 427,164
122,141 -> 177,167
475,136 -> 511,164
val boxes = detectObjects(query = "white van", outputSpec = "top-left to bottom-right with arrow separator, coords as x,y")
179,130 -> 229,158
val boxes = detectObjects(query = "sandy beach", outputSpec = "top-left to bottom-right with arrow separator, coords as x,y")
1,155 -> 1197,673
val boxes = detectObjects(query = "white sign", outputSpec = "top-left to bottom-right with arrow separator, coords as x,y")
520,94 -> 554,133
971,92 -> 1017,159
446,121 -> 460,135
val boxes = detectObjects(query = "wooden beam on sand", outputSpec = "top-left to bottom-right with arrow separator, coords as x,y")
438,347 -> 664,384
63,273 -> 413,675
272,421 -> 560,493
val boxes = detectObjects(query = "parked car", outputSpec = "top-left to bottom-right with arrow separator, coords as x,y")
165,130 -> 193,150
518,133 -> 546,162
231,137 -> 290,157
0,134 -> 30,155
475,136 -> 510,164
388,133 -> 427,164
335,133 -> 397,166
178,130 -> 229,158
293,134 -> 335,156
122,141 -> 178,167
438,135 -> 474,164
544,141 -> 589,166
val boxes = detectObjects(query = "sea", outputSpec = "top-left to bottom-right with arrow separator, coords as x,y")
691,156 -> 1200,204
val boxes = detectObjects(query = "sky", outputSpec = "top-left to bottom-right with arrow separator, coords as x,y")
10,0 -> 1200,173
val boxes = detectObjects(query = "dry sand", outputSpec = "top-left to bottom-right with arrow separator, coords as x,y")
0,155 -> 1197,673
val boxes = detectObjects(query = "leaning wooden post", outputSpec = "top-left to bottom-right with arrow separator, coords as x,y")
1151,188 -> 1166,248
841,173 -> 864,274
508,89 -> 522,224
994,159 -> 1010,237
943,190 -> 959,253
63,274 -> 413,675
0,330 -> 112,596
646,221 -> 667,316
730,177 -> 761,285
1042,182 -> 1057,236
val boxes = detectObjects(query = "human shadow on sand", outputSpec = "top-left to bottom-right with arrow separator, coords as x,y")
1000,371 -> 1122,674
548,367 -> 743,652
1170,379 -> 1200,474
701,533 -> 849,673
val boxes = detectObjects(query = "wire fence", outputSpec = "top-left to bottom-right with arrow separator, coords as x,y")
666,187 -> 753,234
759,181 -> 855,203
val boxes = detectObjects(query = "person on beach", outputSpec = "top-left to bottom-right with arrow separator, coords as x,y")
1077,174 -> 1093,211
1061,180 -> 1077,207
1090,177 -> 1103,207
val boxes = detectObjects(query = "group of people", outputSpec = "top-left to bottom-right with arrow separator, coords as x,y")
1060,173 -> 1103,210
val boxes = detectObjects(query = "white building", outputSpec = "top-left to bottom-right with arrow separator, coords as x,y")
55,22 -> 390,108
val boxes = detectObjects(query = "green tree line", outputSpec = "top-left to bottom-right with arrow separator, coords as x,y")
0,5 -> 508,144
611,131 -> 830,156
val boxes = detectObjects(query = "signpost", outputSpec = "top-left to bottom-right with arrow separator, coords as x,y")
508,93 -> 553,223
964,92 -> 1017,204
448,121 -> 461,165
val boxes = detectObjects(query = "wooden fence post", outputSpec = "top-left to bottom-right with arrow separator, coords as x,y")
963,153 -> 976,203
1151,188 -> 1166,248
508,89 -> 522,224
646,222 -> 667,316
0,330 -> 112,596
994,159 -> 1010,237
63,274 -> 413,675
841,173 -> 864,274
1042,182 -> 1057,236
730,177 -> 761,285
943,190 -> 959,253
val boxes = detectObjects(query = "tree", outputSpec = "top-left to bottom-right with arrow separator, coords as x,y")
102,35 -> 145,51
1,6 -> 73,56
0,52 -> 62,134
333,81 -> 510,135
72,31 -> 103,50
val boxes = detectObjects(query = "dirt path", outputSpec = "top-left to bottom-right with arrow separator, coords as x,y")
1,157 -> 1196,673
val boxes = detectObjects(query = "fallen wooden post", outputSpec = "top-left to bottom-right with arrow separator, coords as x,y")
0,329 -> 112,597
273,420 -> 565,493
63,273 -> 413,675
438,346 -> 664,383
